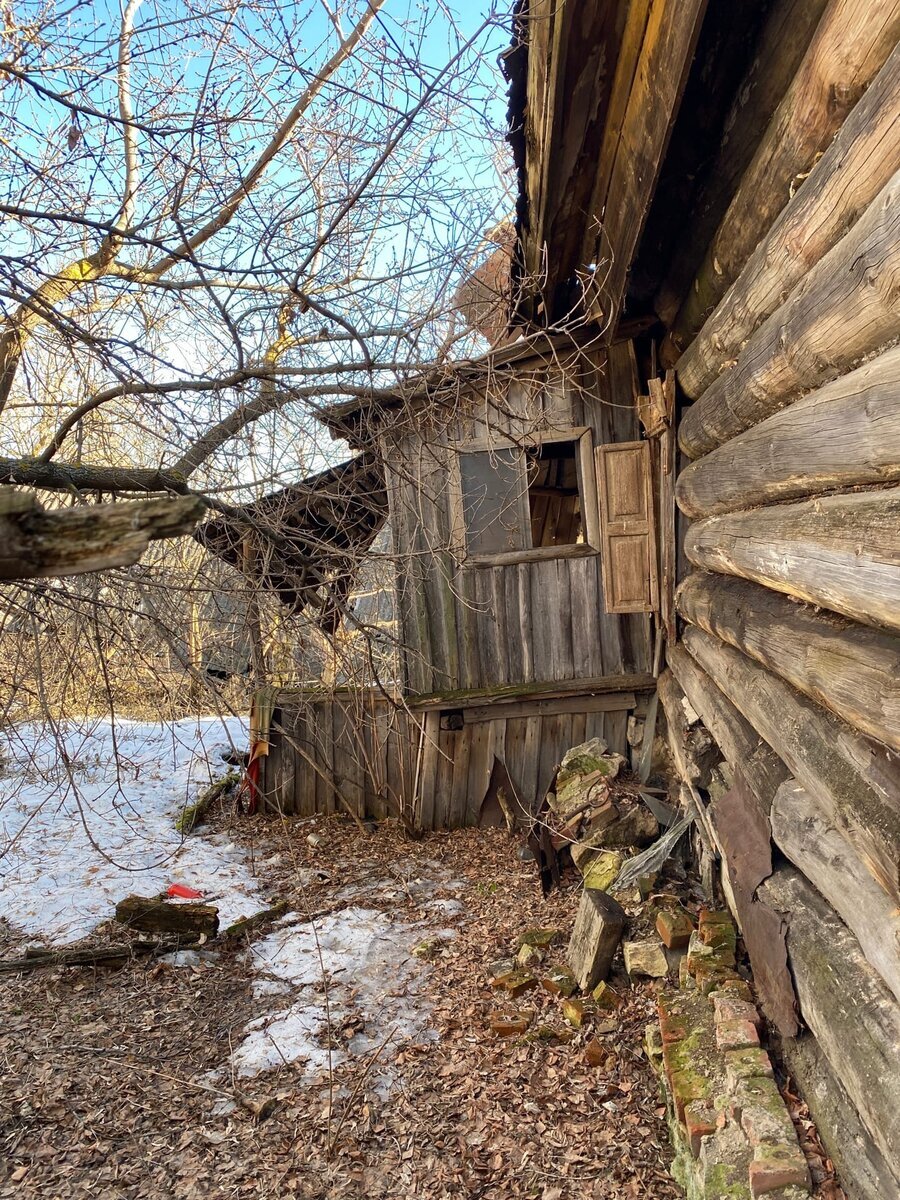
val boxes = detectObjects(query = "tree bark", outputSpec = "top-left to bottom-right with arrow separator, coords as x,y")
676,40 -> 900,397
676,572 -> 900,750
683,625 -> 900,904
666,642 -> 789,817
771,780 -> 900,1004
114,896 -> 220,937
676,346 -> 900,518
761,866 -> 900,1172
666,0 -> 900,360
679,167 -> 900,459
683,490 -> 900,635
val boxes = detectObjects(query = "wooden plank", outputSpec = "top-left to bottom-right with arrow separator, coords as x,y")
678,41 -> 900,399
520,715 -> 543,817
464,719 -> 495,828
771,780 -> 900,1004
677,572 -> 900,750
462,693 -> 636,724
761,866 -> 900,1173
658,427 -> 676,641
590,0 -> 707,330
684,490 -> 900,634
409,672 -> 656,711
566,889 -> 626,992
667,643 -> 790,816
683,624 -> 900,904
680,167 -> 900,458
668,0 -> 900,358
655,0 -> 831,330
676,346 -> 900,517
596,439 -> 658,613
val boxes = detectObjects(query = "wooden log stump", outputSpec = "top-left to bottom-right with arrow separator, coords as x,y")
566,889 -> 626,993
115,895 -> 219,938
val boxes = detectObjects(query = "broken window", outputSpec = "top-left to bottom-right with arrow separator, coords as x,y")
456,428 -> 599,563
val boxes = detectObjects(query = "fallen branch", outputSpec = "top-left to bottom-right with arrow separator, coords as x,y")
0,936 -> 197,974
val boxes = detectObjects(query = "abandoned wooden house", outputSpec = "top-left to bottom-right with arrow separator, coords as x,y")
250,1 -> 900,1196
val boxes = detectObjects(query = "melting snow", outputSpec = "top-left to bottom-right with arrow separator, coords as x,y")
0,716 -> 262,944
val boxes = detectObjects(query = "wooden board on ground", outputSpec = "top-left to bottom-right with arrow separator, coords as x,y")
566,888 -> 626,993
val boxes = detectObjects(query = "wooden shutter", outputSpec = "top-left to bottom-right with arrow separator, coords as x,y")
595,440 -> 658,613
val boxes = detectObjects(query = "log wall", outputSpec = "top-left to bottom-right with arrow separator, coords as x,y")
662,10 -> 900,1195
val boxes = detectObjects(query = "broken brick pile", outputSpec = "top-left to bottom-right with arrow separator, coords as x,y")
648,908 -> 810,1200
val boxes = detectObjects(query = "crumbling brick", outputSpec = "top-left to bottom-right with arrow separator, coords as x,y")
656,908 -> 694,950
684,1101 -> 717,1158
716,1018 -> 760,1051
748,1152 -> 809,1196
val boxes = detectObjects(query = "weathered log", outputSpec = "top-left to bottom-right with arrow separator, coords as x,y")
680,167 -> 900,459
683,625 -> 900,904
782,1033 -> 900,1200
666,0 -> 900,359
667,642 -> 790,817
771,780 -> 900,1004
761,867 -> 900,1172
684,490 -> 900,635
676,347 -> 900,517
0,492 -> 205,580
676,573 -> 900,750
566,888 -> 626,993
653,0 -> 832,329
656,669 -> 720,788
114,895 -> 220,937
0,938 -> 188,974
678,41 -> 900,398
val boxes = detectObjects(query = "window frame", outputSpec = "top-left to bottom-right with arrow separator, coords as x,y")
449,426 -> 601,568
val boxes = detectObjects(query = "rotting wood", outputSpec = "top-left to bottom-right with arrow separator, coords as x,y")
408,673 -> 656,713
654,0 -> 831,329
666,0 -> 900,360
666,643 -> 789,818
656,669 -> 718,855
707,771 -> 798,1037
0,938 -> 199,974
678,40 -> 900,398
684,490 -> 900,635
114,896 -> 220,937
676,346 -> 900,517
566,888 -> 626,993
462,693 -> 635,724
761,866 -> 900,1172
676,572 -> 900,751
679,167 -> 900,458
0,492 -> 204,580
771,780 -> 900,1005
782,1034 -> 900,1200
683,625 -> 900,904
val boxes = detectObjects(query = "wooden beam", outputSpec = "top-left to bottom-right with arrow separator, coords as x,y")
407,672 -> 656,713
761,867 -> 900,1173
677,41 -> 900,398
0,490 -> 204,581
683,624 -> 900,904
677,572 -> 900,751
462,691 -> 636,724
679,167 -> 900,458
666,0 -> 900,358
654,0 -> 831,329
684,490 -> 900,635
782,1035 -> 900,1200
588,0 -> 707,331
676,346 -> 900,517
666,642 -> 789,816
771,780 -> 900,1005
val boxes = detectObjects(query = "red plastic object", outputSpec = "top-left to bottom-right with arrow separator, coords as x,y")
167,883 -> 203,899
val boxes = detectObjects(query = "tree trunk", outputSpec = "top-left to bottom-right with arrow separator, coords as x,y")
771,780 -> 900,1004
115,896 -> 220,937
676,41 -> 900,397
676,572 -> 900,750
683,625 -> 900,904
684,490 -> 900,635
761,867 -> 900,1173
676,346 -> 900,518
666,642 -> 789,817
666,0 -> 900,360
679,167 -> 900,459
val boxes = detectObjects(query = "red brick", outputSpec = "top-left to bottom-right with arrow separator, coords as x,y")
749,1154 -> 809,1196
656,908 -> 694,950
684,1102 -> 717,1158
712,993 -> 760,1026
716,1018 -> 760,1051
726,1047 -> 774,1088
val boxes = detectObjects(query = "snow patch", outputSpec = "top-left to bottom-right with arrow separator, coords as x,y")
0,716 -> 262,944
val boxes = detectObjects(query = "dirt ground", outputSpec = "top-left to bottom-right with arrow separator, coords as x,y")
0,815 -> 682,1200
